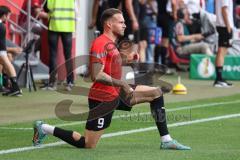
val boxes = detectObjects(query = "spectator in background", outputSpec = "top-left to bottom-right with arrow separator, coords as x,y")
89,0 -> 122,33
0,6 -> 22,96
183,0 -> 205,16
89,0 -> 110,33
0,40 -> 22,92
122,0 -> 140,42
213,0 -> 234,87
155,0 -> 177,71
137,0 -> 148,62
40,0 -> 76,91
182,0 -> 206,34
234,0 -> 240,28
19,0 -> 48,30
6,40 -> 22,61
180,0 -> 217,51
122,0 -> 149,62
18,0 -> 48,50
171,7 -> 213,58
205,0 -> 215,14
17,0 -> 48,67
236,2 -> 240,28
141,0 -> 158,63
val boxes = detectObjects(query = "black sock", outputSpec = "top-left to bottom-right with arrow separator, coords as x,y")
150,96 -> 169,136
216,66 -> 223,81
53,127 -> 85,148
3,73 -> 9,88
160,47 -> 167,65
9,77 -> 20,90
53,127 -> 74,144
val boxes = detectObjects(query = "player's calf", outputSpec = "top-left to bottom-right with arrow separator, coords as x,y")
53,127 -> 86,148
33,121 -> 87,148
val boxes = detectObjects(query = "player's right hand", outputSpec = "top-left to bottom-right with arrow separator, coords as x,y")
122,82 -> 134,99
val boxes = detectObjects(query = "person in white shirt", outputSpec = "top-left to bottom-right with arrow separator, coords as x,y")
214,0 -> 234,87
183,0 -> 205,16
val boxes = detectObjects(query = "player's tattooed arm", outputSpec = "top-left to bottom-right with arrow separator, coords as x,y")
91,62 -> 133,96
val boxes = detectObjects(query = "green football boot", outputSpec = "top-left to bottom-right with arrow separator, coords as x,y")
32,120 -> 47,146
160,139 -> 191,150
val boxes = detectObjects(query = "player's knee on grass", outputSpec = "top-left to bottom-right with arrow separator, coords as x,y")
53,128 -> 86,148
67,134 -> 86,148
74,136 -> 86,148
85,142 -> 97,149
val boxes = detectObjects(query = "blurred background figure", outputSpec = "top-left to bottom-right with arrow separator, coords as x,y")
89,0 -> 121,33
235,0 -> 240,28
154,0 -> 177,74
171,7 -> 213,58
140,0 -> 158,63
0,5 -> 22,96
40,0 -> 76,91
213,0 -> 234,88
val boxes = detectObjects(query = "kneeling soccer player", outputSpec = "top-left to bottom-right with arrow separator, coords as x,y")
32,8 -> 190,150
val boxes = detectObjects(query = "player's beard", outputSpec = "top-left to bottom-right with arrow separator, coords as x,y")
113,29 -> 125,39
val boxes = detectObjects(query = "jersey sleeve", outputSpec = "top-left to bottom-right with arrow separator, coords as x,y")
220,0 -> 229,8
90,40 -> 107,65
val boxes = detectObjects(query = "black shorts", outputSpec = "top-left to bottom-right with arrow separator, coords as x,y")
216,26 -> 232,48
86,85 -> 137,131
157,13 -> 173,38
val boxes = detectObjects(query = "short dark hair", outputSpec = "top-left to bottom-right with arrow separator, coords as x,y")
0,6 -> 11,18
100,8 -> 122,26
177,7 -> 186,20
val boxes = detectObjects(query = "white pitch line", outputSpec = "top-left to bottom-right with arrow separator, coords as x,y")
0,113 -> 240,155
0,127 -> 32,131
52,99 -> 240,127
1,99 -> 240,130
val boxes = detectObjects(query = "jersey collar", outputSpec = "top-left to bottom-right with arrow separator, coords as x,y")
103,33 -> 116,42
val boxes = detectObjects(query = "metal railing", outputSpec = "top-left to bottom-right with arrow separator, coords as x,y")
5,0 -> 48,46
6,0 -> 48,30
